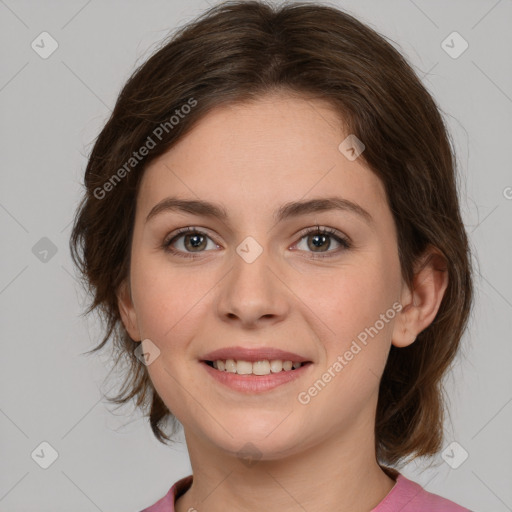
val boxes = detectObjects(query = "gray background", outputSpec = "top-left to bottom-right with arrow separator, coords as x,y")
1,0 -> 511,511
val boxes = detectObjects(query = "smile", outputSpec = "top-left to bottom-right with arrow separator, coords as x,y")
201,359 -> 313,393
205,358 -> 306,375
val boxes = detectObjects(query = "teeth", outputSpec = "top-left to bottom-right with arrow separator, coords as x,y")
270,360 -> 283,373
253,360 -> 270,375
237,360 -> 253,375
210,359 -> 303,375
225,359 -> 237,373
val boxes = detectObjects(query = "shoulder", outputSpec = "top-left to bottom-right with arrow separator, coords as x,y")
139,475 -> 193,512
373,472 -> 472,512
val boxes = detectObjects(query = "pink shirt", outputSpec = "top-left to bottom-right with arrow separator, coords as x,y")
140,471 -> 472,511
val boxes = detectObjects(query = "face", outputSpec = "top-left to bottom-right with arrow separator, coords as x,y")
118,93 -> 412,460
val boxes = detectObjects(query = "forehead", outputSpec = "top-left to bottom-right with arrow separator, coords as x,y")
138,94 -> 388,222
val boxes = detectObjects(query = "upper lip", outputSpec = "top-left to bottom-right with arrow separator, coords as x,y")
200,346 -> 311,363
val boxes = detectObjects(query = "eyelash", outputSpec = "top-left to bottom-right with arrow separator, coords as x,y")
162,225 -> 352,260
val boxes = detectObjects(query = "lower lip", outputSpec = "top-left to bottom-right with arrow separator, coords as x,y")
200,361 -> 313,393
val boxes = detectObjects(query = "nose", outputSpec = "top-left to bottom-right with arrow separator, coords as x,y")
215,245 -> 290,329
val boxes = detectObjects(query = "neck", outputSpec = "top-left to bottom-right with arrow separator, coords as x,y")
175,414 -> 396,512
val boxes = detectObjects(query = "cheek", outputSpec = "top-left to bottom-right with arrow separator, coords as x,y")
130,253 -> 216,349
130,256 -> 180,340
295,256 -> 399,337
303,276 -> 397,419
297,256 -> 399,391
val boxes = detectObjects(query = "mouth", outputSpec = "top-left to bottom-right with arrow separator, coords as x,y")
198,346 -> 313,392
200,357 -> 313,393
200,346 -> 312,371
201,359 -> 313,376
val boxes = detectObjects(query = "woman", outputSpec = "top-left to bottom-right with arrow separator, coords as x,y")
70,1 -> 474,510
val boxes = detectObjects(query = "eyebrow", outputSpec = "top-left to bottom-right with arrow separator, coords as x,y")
145,196 -> 374,226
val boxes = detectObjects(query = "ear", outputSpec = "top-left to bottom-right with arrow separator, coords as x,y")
392,245 -> 449,348
116,279 -> 141,342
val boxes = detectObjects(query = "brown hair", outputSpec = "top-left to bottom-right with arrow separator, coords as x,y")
70,0 -> 473,467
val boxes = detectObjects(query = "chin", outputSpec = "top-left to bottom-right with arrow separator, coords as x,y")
206,428 -> 303,462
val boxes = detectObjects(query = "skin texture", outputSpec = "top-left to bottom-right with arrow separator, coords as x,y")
117,93 -> 448,512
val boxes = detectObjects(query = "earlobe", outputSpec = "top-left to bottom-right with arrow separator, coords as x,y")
392,246 -> 449,348
116,280 -> 141,342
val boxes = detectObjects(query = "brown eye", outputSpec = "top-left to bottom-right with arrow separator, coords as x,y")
293,226 -> 351,259
163,227 -> 219,259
